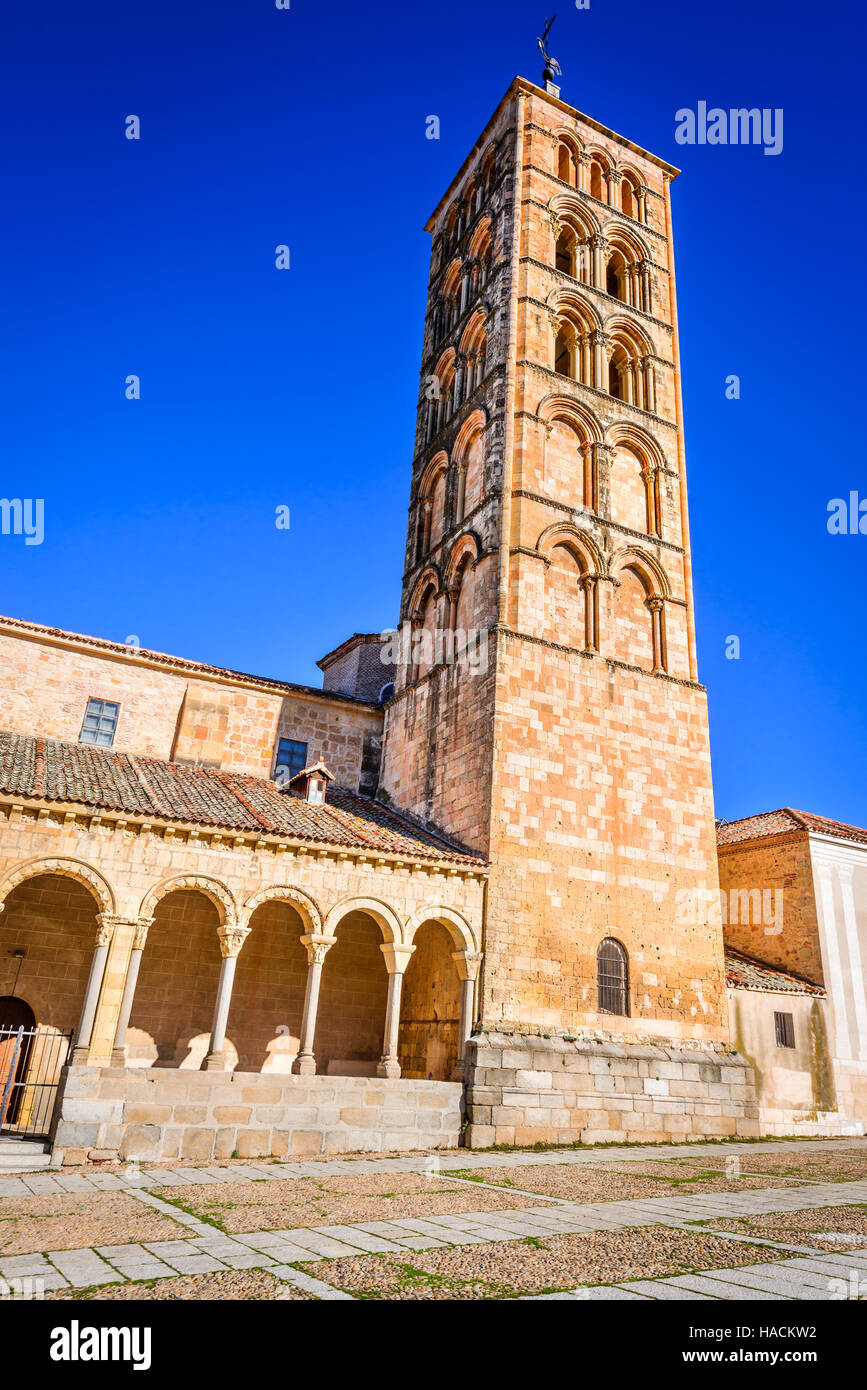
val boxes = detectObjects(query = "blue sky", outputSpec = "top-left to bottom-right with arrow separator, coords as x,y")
1,0 -> 864,824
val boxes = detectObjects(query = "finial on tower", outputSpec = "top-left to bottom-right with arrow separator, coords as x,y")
537,15 -> 562,95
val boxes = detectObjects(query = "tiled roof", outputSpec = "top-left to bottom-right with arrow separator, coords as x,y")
725,948 -> 825,997
717,807 -> 867,848
0,732 -> 484,866
0,615 -> 377,708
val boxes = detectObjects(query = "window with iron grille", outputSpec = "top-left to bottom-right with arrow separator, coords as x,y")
597,937 -> 629,1016
774,1011 -> 795,1048
79,698 -> 120,747
274,737 -> 308,781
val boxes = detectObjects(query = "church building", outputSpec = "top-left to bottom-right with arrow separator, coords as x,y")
0,70 -> 863,1166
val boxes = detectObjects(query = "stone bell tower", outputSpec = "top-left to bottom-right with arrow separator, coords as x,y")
379,73 -> 732,1058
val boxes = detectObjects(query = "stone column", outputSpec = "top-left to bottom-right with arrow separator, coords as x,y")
645,360 -> 657,414
451,950 -> 483,1080
592,331 -> 607,389
377,944 -> 415,1079
580,574 -> 599,652
71,914 -> 119,1064
607,169 -> 622,207
577,151 -> 590,192
635,186 -> 648,224
590,234 -> 605,288
295,933 -> 336,1075
110,917 -> 154,1066
647,597 -> 666,674
203,925 -> 250,1071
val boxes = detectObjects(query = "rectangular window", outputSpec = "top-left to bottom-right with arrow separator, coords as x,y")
274,737 -> 308,781
79,698 -> 120,747
774,1011 -> 795,1049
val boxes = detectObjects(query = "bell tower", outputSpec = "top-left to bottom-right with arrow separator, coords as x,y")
379,74 -> 728,1046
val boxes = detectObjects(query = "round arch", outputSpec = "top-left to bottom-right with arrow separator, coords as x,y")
537,522 -> 605,575
139,875 -> 238,926
0,857 -> 115,916
323,896 -> 404,945
241,885 -> 323,933
610,544 -> 670,597
404,904 -> 478,952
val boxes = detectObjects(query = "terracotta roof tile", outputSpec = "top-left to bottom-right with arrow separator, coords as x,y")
717,807 -> 867,847
0,731 -> 484,866
725,948 -> 824,997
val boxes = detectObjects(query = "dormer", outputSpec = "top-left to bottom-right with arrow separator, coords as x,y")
287,761 -> 335,804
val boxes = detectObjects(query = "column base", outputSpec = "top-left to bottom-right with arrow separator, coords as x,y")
376,1058 -> 401,1079
69,1046 -> 91,1066
295,1054 -> 316,1076
203,1051 -> 229,1072
450,1061 -> 466,1083
110,1048 -> 128,1067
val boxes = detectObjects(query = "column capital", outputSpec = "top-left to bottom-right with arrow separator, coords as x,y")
300,932 -> 336,965
645,596 -> 665,613
217,925 -> 251,959
132,916 -> 154,950
451,949 -> 483,982
94,912 -> 127,947
380,942 -> 416,974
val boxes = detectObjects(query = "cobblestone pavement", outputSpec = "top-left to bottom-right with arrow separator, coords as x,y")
1,1139 -> 866,1301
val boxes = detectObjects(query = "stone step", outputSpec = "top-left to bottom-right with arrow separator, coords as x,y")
0,1136 -> 52,1170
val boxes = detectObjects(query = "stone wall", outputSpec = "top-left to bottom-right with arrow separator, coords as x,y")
464,1032 -> 759,1147
50,1066 -> 463,1165
0,621 -> 382,788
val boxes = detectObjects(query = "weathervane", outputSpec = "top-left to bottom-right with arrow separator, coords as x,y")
537,15 -> 562,88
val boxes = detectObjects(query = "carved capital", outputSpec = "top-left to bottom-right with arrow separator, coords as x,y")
380,942 -> 416,974
451,949 -> 484,982
301,932 -> 336,966
132,916 -> 154,950
94,913 -> 124,947
217,925 -> 251,959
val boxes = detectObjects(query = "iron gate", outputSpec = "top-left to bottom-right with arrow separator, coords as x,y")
0,1025 -> 72,1139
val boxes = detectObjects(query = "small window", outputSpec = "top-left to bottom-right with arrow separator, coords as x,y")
597,937 -> 629,1016
275,737 -> 308,780
79,698 -> 119,747
774,1011 -> 795,1048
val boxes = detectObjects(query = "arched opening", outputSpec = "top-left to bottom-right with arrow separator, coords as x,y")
314,912 -> 389,1076
0,874 -> 100,1040
607,251 -> 628,301
555,228 -> 575,275
557,141 -> 578,187
610,445 -> 650,533
0,997 -> 36,1127
226,901 -> 309,1073
398,922 -> 461,1080
543,543 -> 586,645
544,417 -> 585,509
554,324 -> 573,377
609,355 -> 623,399
461,428 -> 485,515
621,179 -> 636,219
613,564 -> 655,670
128,890 -> 223,1068
589,160 -> 606,201
597,938 -> 629,1016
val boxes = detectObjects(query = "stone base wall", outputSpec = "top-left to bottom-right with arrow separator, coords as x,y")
50,1066 -> 463,1166
464,1033 -> 760,1146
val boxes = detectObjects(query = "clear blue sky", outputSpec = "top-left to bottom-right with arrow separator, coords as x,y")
1,0 -> 864,825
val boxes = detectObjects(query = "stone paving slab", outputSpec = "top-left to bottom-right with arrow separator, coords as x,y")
614,1279 -> 716,1300
46,1248 -> 121,1288
270,1265 -> 355,1300
660,1274 -> 790,1300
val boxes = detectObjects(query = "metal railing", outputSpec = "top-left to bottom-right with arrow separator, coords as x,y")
0,1025 -> 72,1138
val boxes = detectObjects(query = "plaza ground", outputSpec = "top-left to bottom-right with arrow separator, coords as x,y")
1,1138 -> 866,1300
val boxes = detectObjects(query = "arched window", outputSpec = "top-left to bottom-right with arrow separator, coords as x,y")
554,324 -> 573,377
589,160 -> 606,202
557,141 -> 579,187
608,354 -> 623,399
597,938 -> 629,1016
621,178 -> 636,219
556,228 -> 575,275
